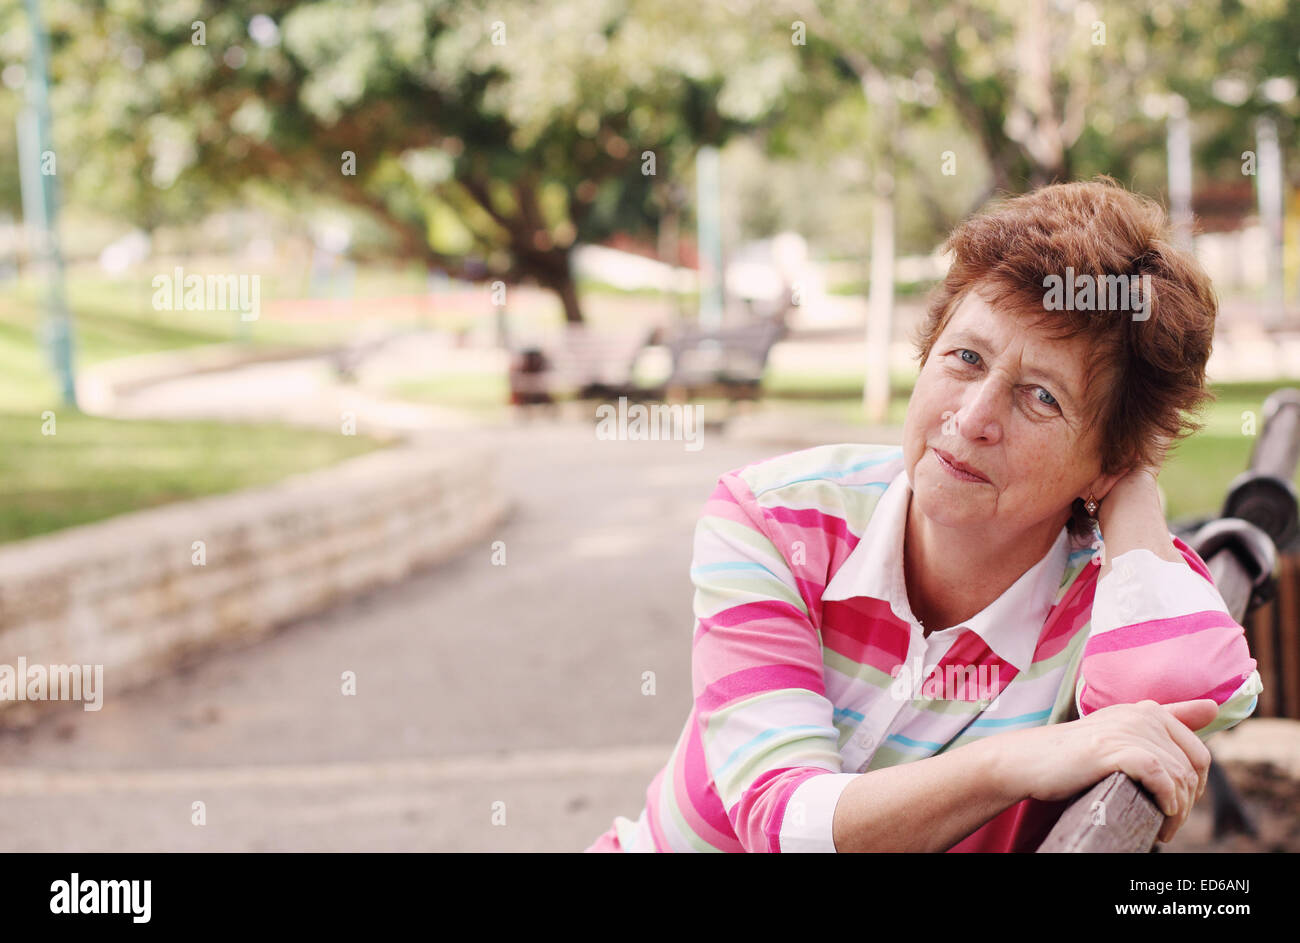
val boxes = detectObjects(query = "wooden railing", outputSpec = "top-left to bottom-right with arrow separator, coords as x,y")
1037,389 -> 1300,852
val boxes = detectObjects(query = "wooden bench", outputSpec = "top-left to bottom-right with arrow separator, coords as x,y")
643,316 -> 786,403
506,316 -> 786,409
507,326 -> 659,406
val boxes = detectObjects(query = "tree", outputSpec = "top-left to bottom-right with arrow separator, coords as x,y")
33,0 -> 804,323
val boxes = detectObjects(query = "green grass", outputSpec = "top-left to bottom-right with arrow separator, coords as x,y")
0,412 -> 385,544
828,279 -> 936,298
763,369 -> 919,401
392,371 -> 510,417
1158,382 -> 1286,523
0,265 -> 446,385
0,271 -> 391,543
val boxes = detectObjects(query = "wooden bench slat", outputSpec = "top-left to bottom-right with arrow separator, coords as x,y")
1280,552 -> 1300,719
1036,772 -> 1163,853
1246,595 -> 1278,717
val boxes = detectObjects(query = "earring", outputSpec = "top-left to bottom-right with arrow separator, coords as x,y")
1085,494 -> 1098,517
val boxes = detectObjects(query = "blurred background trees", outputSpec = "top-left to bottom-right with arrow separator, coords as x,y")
0,0 -> 1295,538
0,0 -> 1297,344
2,0 -> 1297,322
6,0 -> 815,322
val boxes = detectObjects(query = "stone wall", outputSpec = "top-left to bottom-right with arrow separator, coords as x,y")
0,441 -> 507,720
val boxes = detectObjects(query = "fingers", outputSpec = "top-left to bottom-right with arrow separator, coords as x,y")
1114,744 -> 1180,825
1130,701 -> 1209,843
1096,703 -> 1197,842
1142,700 -> 1212,805
1137,759 -> 1186,846
1158,704 -> 1213,802
1137,702 -> 1201,823
1072,699 -> 1219,844
1162,698 -> 1219,733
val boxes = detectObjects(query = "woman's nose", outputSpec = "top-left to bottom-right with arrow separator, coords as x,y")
953,378 -> 1005,443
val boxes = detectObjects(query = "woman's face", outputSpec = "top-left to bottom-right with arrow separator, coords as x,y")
903,287 -> 1118,543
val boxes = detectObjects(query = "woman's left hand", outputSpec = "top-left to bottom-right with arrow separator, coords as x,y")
1099,437 -> 1170,523
1094,435 -> 1181,576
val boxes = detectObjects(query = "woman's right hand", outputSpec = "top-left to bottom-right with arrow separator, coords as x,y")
995,699 -> 1218,843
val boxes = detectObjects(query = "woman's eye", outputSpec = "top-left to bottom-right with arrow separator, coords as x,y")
952,350 -> 1059,412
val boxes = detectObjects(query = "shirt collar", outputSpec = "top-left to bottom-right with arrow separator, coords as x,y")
822,467 -> 1071,673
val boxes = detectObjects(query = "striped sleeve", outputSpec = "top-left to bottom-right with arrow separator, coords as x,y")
689,471 -> 854,853
1076,534 -> 1262,738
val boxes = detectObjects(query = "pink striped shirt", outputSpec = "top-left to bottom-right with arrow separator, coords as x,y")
585,443 -> 1261,852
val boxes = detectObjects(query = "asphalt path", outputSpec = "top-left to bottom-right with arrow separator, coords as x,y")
0,410 -> 777,851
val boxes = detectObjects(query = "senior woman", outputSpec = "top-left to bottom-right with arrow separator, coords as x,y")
585,178 -> 1262,853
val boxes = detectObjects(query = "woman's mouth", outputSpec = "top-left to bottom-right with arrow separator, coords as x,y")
934,449 -> 989,483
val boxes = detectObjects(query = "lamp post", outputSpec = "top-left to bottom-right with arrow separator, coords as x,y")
1165,94 -> 1195,253
18,0 -> 76,407
1256,115 -> 1285,328
696,146 -> 723,331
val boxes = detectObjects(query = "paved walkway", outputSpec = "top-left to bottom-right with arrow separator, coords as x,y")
0,388 -> 781,849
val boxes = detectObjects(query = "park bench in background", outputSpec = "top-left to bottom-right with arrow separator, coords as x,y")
649,315 -> 786,404
554,324 -> 661,400
507,325 -> 658,405
1038,389 -> 1300,852
506,316 -> 786,413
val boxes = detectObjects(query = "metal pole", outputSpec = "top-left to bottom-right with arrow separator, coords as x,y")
21,0 -> 76,407
1166,95 -> 1194,253
696,146 -> 723,330
1256,116 -> 1285,329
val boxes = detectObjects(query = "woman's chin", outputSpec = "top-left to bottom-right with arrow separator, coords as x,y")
911,484 -> 991,530
916,506 -> 983,531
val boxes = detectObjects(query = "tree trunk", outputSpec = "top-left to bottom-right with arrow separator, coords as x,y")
532,248 -> 585,324
553,271 -> 584,325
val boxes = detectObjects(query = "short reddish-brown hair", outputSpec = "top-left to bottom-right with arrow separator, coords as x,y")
909,176 -> 1218,539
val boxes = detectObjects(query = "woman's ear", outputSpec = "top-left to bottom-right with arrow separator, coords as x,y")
1088,467 -> 1131,504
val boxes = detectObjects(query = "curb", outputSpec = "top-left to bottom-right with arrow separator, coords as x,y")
76,342 -> 343,413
